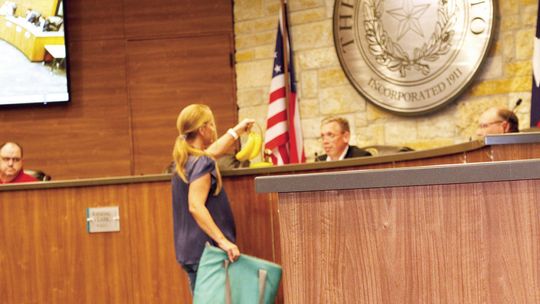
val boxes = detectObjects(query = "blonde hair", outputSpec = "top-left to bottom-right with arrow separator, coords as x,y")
172,104 -> 222,194
321,116 -> 350,133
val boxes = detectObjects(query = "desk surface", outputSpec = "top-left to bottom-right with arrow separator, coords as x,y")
44,44 -> 66,58
5,16 -> 64,37
2,131 -> 540,192
255,158 -> 540,193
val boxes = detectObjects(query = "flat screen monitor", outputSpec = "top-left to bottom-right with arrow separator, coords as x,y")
0,0 -> 69,106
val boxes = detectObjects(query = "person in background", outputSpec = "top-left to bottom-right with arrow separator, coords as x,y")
171,104 -> 254,292
0,142 -> 38,184
476,106 -> 519,137
316,116 -> 371,161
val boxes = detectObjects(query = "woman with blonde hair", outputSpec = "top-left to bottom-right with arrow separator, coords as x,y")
171,104 -> 254,292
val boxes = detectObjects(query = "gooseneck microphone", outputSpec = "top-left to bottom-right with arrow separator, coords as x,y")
512,98 -> 522,112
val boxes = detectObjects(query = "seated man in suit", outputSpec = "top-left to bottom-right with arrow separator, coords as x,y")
316,116 -> 371,161
0,142 -> 37,184
476,106 -> 519,137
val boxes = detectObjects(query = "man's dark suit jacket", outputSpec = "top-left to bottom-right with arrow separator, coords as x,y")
315,145 -> 372,162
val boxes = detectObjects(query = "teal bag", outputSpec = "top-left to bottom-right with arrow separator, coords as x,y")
193,243 -> 282,304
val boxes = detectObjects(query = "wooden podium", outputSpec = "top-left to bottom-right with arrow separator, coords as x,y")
255,160 -> 540,303
1,133 -> 540,303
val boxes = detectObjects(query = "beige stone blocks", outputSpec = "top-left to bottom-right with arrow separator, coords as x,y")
300,70 -> 318,99
499,0 -> 520,16
237,88 -> 266,107
470,77 -> 531,96
301,117 -> 322,138
515,28 -> 535,60
319,86 -> 366,114
235,50 -> 256,62
299,98 -> 320,118
291,21 -> 333,50
499,31 -> 515,60
319,67 -> 347,88
505,61 -> 532,77
235,18 -> 277,35
236,32 -> 275,50
288,0 -> 325,11
501,15 -> 520,31
234,0 -> 264,22
233,0 -> 537,156
290,8 -> 327,25
521,5 -> 538,27
384,119 -> 418,144
236,60 -> 273,89
297,47 -> 339,69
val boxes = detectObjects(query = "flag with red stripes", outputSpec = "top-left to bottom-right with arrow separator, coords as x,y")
264,4 -> 305,165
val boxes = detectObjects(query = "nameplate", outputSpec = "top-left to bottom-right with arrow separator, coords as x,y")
86,206 -> 120,233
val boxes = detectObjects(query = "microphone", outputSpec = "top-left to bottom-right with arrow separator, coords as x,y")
512,98 -> 522,112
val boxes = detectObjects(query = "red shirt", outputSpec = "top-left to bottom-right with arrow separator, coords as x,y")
0,170 -> 38,184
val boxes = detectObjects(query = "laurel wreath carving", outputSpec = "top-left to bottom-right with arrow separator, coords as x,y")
363,0 -> 457,77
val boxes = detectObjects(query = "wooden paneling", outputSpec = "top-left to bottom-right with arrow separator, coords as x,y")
277,180 -> 540,303
0,0 -> 236,181
66,0 -> 125,41
0,39 -> 132,180
393,152 -> 466,167
1,141 -> 540,303
127,182 -> 191,303
0,177 -> 279,304
123,0 -> 233,38
490,143 -> 540,161
0,181 -> 194,304
0,185 -> 134,304
223,175 -> 277,262
463,146 -> 493,163
127,34 -> 236,175
463,143 -> 540,164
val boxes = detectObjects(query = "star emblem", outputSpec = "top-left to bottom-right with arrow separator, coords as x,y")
274,65 -> 282,73
386,0 -> 430,41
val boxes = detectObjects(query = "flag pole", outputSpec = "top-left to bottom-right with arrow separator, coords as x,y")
280,0 -> 291,122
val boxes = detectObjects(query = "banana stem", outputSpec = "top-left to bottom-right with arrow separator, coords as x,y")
252,122 -> 264,161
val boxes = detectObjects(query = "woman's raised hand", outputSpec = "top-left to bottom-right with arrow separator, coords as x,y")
233,118 -> 255,136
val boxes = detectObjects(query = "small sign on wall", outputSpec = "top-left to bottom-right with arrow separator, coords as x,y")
86,206 -> 120,233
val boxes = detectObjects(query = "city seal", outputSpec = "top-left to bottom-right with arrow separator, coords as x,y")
334,0 -> 495,115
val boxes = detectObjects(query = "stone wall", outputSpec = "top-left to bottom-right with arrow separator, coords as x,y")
234,0 -> 537,161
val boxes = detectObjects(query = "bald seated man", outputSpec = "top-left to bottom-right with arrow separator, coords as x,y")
316,116 -> 371,161
476,107 -> 519,137
0,142 -> 37,184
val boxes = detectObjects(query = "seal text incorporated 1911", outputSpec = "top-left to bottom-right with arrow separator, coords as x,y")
334,0 -> 495,115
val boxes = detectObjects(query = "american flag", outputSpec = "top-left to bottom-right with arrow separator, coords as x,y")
532,1 -> 540,127
264,3 -> 305,165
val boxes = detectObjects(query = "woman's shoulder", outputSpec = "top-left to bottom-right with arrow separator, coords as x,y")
186,155 -> 216,181
187,155 -> 215,167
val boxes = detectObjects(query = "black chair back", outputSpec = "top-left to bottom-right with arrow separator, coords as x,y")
24,169 -> 52,181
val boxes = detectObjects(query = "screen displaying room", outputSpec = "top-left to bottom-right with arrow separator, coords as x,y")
0,0 -> 67,106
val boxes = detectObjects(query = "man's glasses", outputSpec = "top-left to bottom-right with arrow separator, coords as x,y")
319,132 -> 344,141
1,157 -> 21,163
478,120 -> 503,129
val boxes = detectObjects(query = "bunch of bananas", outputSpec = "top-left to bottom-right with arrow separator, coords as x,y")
235,132 -> 263,161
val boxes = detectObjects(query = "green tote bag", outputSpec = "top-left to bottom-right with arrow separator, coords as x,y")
193,243 -> 282,304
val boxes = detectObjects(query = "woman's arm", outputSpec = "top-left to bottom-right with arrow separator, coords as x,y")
188,173 -> 240,262
205,118 -> 254,158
